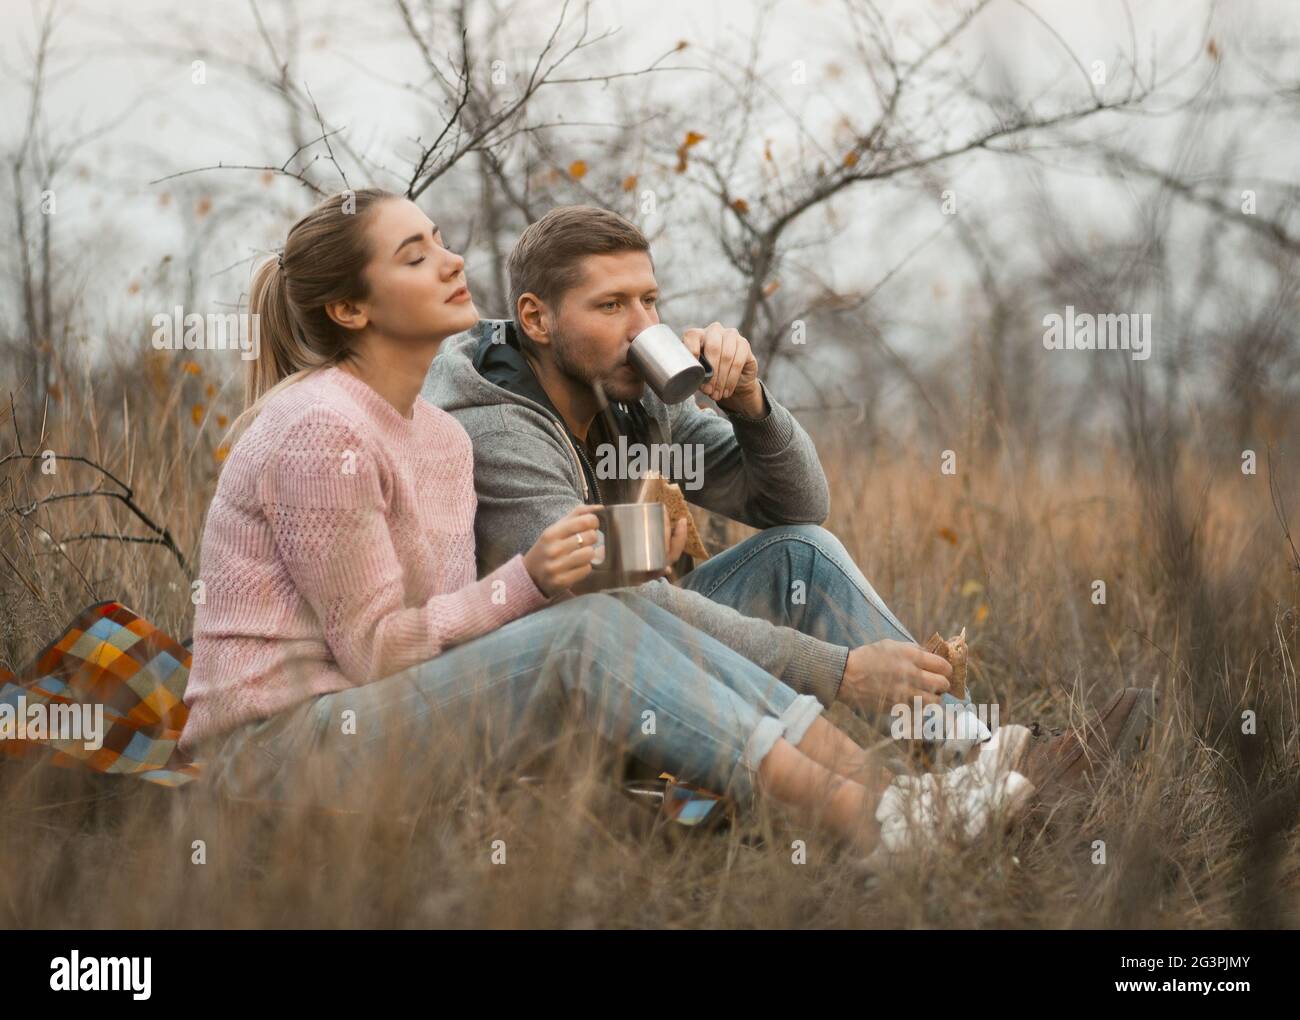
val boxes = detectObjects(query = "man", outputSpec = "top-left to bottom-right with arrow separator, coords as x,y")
422,205 -> 1153,793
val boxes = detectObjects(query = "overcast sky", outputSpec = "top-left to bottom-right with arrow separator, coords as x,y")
3,0 -> 1297,398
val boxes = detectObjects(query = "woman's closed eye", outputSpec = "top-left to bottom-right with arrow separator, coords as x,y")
409,235 -> 451,265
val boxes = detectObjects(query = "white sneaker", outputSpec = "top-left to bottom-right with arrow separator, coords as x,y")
870,723 -> 1036,860
932,695 -> 994,767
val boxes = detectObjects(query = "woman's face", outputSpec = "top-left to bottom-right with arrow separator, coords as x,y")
353,197 -> 478,345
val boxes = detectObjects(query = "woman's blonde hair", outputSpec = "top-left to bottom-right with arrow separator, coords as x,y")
225,187 -> 398,441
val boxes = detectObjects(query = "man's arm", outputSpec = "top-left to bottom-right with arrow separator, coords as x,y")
466,422 -> 849,707
629,577 -> 849,708
665,378 -> 831,528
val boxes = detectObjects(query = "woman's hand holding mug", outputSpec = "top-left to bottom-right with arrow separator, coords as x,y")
524,504 -> 605,597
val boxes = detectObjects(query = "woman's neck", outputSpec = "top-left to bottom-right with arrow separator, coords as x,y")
337,338 -> 440,421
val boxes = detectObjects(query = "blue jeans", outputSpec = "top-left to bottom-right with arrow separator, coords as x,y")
202,593 -> 823,815
681,524 -> 916,649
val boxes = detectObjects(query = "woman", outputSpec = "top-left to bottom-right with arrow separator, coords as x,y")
179,187 -> 1032,858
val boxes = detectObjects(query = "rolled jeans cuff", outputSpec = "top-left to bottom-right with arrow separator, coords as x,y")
779,692 -> 825,746
736,693 -> 826,803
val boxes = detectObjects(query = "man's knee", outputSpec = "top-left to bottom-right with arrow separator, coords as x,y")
761,523 -> 853,568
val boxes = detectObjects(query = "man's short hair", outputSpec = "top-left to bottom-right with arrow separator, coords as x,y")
507,205 -> 653,354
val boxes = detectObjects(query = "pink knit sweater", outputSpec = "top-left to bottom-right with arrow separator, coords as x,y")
179,364 -> 550,756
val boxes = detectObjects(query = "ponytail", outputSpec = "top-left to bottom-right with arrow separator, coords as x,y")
244,254 -> 328,407
223,187 -> 398,445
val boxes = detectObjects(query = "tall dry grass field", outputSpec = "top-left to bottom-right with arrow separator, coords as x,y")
1,362 -> 1297,929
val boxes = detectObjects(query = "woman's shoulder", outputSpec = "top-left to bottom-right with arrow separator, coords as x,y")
414,393 -> 467,437
266,368 -> 384,440
228,370 -> 463,476
223,369 -> 381,474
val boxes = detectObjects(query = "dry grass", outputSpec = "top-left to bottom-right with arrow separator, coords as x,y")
1,365 -> 1298,929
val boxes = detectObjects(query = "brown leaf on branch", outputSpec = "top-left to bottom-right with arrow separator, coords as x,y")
675,131 -> 707,173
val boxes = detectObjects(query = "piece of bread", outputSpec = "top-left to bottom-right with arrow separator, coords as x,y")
636,471 -> 710,561
947,627 -> 969,699
925,627 -> 969,699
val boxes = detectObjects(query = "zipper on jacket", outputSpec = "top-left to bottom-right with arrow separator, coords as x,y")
546,415 -> 604,505
573,434 -> 604,505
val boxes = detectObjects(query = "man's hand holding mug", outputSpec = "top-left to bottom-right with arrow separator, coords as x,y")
680,321 -> 766,418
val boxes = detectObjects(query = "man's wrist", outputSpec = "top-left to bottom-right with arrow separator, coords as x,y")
782,632 -> 850,708
718,381 -> 768,421
724,379 -> 795,453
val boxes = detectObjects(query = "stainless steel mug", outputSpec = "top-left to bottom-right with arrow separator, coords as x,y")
627,324 -> 713,404
587,502 -> 668,588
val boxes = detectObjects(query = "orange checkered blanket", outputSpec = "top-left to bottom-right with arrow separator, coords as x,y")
0,601 -> 203,786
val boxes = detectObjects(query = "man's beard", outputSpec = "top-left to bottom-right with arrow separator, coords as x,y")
551,323 -> 645,404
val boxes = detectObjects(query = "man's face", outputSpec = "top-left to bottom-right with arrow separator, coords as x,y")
544,251 -> 660,404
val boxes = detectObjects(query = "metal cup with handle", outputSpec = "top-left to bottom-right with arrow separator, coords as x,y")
627,324 -> 713,404
585,502 -> 669,589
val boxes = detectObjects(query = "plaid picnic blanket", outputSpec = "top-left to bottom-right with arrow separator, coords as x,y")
0,601 -> 204,787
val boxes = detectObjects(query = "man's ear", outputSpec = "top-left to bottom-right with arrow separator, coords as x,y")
516,293 -> 553,350
325,298 -> 369,333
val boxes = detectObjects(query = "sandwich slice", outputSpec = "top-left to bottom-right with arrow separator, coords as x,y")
636,470 -> 710,561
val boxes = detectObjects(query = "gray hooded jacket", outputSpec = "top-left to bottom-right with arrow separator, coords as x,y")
421,318 -> 850,706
